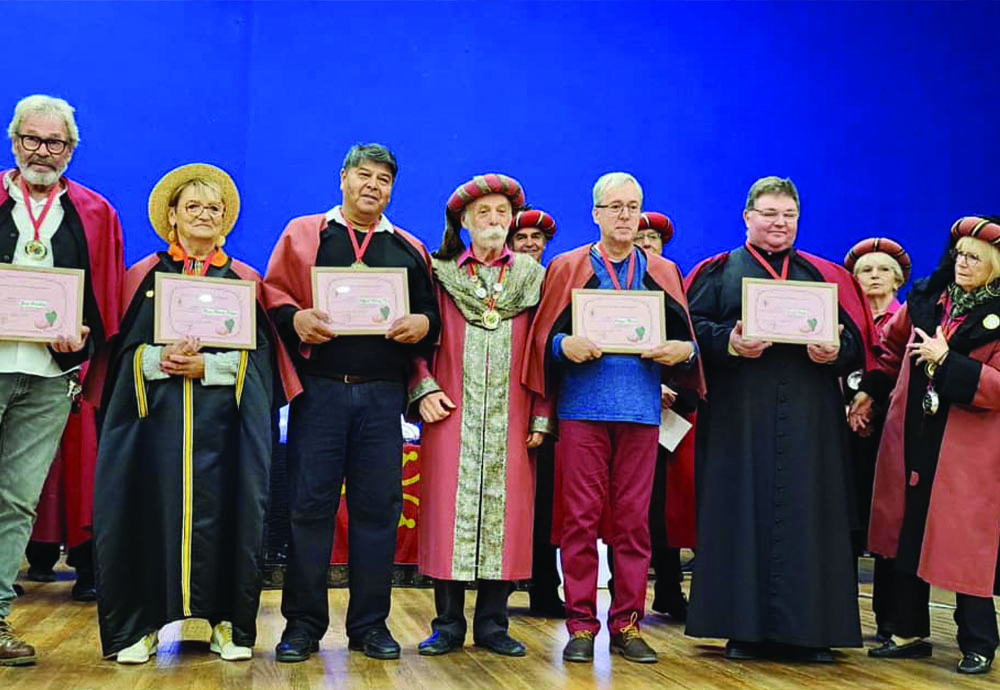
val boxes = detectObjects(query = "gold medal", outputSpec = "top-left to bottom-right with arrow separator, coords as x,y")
925,361 -> 938,380
351,261 -> 366,269
984,314 -> 1000,330
24,240 -> 47,259
482,309 -> 501,330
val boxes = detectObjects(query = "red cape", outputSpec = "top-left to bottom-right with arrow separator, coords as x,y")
684,247 -> 880,371
523,244 -> 706,399
0,171 -> 125,341
123,254 -> 302,404
262,214 -> 432,359
523,244 -> 706,548
3,172 -> 125,549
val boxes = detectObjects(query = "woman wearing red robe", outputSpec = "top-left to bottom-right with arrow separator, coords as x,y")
851,216 -> 1000,675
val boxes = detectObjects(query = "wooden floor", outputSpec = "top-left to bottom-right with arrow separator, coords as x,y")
3,565 -> 997,690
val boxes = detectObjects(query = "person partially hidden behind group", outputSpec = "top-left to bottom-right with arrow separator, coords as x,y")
94,164 -> 297,664
850,216 -> 1000,676
842,236 -> 912,643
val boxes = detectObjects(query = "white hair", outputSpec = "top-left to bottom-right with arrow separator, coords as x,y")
7,94 -> 80,147
592,172 -> 643,206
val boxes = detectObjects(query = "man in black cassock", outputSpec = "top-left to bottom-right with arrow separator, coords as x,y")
684,176 -> 872,662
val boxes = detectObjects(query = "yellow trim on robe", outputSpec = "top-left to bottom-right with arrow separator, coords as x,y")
181,376 -> 194,616
235,350 -> 249,406
133,345 -> 149,419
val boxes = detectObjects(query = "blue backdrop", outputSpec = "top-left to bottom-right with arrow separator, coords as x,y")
4,0 -> 998,288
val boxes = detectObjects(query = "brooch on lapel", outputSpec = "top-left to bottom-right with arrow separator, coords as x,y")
984,314 -> 1000,330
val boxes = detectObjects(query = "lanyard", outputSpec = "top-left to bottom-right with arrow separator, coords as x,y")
745,242 -> 790,281
597,243 -> 636,291
19,176 -> 60,243
182,249 -> 218,277
346,222 -> 376,265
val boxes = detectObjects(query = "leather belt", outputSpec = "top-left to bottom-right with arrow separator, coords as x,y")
339,375 -> 384,384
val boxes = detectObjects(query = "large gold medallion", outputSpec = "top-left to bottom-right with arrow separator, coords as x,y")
24,240 -> 47,259
482,309 -> 501,330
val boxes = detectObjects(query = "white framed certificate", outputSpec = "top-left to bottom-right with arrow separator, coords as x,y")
0,264 -> 85,343
312,266 -> 410,335
571,289 -> 666,354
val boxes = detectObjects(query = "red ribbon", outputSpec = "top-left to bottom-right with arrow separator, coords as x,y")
346,221 -> 377,265
745,242 -> 790,281
597,243 -> 637,291
18,175 -> 60,245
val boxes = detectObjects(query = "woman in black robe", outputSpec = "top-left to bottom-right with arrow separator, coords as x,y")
94,164 -> 277,663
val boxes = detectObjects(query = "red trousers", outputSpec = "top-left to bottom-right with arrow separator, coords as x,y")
556,420 -> 658,634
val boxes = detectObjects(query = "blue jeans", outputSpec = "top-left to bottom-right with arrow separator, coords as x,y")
0,372 -> 74,617
280,375 -> 404,639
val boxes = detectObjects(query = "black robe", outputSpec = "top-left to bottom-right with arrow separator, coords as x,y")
685,246 -> 864,648
94,253 -> 275,656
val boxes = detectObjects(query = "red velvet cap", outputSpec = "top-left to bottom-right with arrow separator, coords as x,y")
950,216 -> 1000,247
844,237 -> 912,284
638,211 -> 674,244
512,209 -> 557,238
446,173 -> 525,217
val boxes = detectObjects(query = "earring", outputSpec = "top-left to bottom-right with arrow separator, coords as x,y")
167,229 -> 177,243
216,234 -> 226,248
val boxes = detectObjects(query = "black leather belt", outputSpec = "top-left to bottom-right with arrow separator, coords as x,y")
338,375 -> 385,384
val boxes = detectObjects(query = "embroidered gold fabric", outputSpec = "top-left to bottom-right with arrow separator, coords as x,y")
432,253 -> 544,327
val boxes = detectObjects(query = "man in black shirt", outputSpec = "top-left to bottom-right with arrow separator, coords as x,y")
263,143 -> 440,662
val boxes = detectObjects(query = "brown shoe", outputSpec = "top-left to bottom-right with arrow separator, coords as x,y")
0,618 -> 37,666
610,615 -> 657,664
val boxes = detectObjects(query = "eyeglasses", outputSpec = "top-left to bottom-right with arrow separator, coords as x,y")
751,208 -> 799,222
595,202 -> 641,216
635,231 -> 662,242
950,248 -> 982,267
180,202 -> 224,218
17,134 -> 70,155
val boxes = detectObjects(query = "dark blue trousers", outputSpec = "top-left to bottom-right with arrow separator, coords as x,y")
280,375 -> 404,640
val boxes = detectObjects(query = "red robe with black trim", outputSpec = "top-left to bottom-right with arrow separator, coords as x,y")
523,244 -> 705,547
1,173 -> 125,550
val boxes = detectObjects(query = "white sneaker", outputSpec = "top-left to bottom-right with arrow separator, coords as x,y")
116,632 -> 158,664
210,621 -> 252,661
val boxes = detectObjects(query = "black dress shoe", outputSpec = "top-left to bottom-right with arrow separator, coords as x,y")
475,630 -> 526,657
26,567 -> 56,583
724,640 -> 760,660
348,627 -> 400,660
868,638 -> 932,659
71,581 -> 97,602
957,652 -> 993,674
275,630 -> 319,662
418,631 -> 463,656
651,588 -> 688,622
562,632 -> 595,663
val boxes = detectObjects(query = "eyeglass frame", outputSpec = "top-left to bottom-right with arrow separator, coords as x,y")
950,247 -> 983,267
595,202 -> 642,216
16,134 -> 71,156
749,207 -> 800,223
178,201 -> 225,218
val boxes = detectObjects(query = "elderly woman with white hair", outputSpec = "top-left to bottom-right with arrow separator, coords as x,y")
851,216 -> 1000,675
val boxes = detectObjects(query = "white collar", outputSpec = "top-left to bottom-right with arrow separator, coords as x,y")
326,205 -> 395,234
3,170 -> 68,204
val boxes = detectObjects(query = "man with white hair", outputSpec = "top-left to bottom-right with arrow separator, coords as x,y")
524,173 -> 704,664
0,94 -> 124,666
411,174 -> 552,657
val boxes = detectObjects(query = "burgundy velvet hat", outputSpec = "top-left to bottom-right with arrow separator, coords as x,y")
446,173 -> 525,219
844,237 -> 912,284
638,211 -> 674,244
950,216 -> 1000,247
511,209 -> 557,239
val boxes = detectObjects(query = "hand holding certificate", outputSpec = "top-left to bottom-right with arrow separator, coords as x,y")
154,273 -> 257,350
0,264 -> 85,343
741,278 -> 839,346
312,266 -> 410,336
571,289 -> 666,354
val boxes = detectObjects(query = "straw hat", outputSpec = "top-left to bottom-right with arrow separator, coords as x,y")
148,163 -> 241,241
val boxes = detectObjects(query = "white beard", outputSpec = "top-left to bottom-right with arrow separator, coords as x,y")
17,157 -> 68,188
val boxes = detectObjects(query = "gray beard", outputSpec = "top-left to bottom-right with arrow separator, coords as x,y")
18,161 -> 65,188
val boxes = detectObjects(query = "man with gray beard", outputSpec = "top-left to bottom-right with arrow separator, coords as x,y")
0,94 -> 124,666
411,174 -> 553,657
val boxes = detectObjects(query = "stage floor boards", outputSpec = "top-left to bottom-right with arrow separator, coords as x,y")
3,568 -> 997,690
